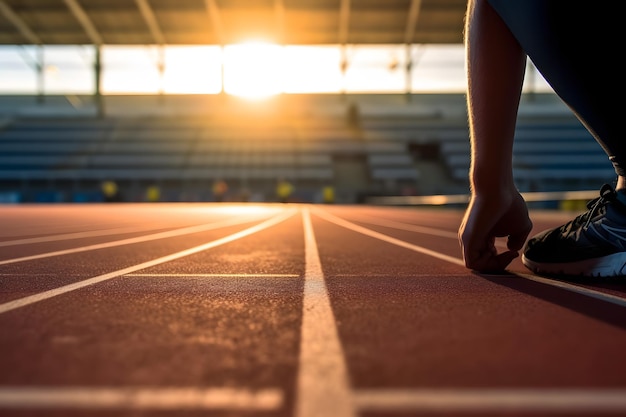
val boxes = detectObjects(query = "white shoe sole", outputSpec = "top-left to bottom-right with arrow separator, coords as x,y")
522,252 -> 626,278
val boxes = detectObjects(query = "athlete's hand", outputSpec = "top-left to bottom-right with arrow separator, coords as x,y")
459,189 -> 533,272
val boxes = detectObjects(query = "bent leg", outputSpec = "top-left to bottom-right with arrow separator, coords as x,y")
488,0 -> 625,176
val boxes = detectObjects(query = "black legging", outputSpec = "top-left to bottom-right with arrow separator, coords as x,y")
488,0 -> 624,175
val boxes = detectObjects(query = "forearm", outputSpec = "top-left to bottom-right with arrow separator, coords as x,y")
465,0 -> 527,192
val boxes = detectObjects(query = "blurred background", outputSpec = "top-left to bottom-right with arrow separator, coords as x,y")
0,0 -> 613,204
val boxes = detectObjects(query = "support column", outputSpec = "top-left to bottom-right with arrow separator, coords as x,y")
94,45 -> 104,117
17,45 -> 45,103
405,43 -> 412,102
340,44 -> 348,99
220,45 -> 226,95
157,45 -> 165,97
36,46 -> 44,103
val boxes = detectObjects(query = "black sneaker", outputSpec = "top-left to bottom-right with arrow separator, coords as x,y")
522,184 -> 626,278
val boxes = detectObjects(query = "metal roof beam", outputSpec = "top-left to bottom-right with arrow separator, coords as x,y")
204,0 -> 224,45
404,0 -> 422,45
0,1 -> 41,44
338,0 -> 350,45
63,0 -> 103,45
135,0 -> 165,45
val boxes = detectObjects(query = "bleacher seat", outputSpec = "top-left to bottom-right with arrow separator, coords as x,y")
0,93 -> 612,202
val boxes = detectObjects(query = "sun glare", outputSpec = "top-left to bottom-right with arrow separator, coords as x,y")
4,44 -> 482,95
224,41 -> 284,100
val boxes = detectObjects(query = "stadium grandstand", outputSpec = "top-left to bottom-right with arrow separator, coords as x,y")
0,0 -> 614,204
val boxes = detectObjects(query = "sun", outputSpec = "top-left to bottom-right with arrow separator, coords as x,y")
223,40 -> 285,99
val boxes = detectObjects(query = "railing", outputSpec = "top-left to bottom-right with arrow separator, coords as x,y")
366,190 -> 599,206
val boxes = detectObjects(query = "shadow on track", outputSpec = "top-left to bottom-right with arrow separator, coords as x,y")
476,272 -> 626,330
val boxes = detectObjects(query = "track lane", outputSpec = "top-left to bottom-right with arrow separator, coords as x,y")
310,208 -> 626,416
1,203 -> 625,417
0,207 -> 302,417
317,206 -> 626,305
0,209 -> 296,313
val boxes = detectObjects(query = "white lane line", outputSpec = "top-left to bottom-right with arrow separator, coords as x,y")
0,273 -> 295,276
515,272 -> 626,308
0,225 -> 167,247
313,208 -> 626,308
0,215 -> 270,266
355,216 -> 459,240
356,216 -> 507,249
296,207 -> 356,417
313,208 -> 464,267
333,273 -> 470,278
0,387 -> 282,411
354,388 -> 626,413
0,210 -> 295,315
125,274 -> 299,278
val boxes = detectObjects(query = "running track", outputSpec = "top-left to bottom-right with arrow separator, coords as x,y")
1,203 -> 625,417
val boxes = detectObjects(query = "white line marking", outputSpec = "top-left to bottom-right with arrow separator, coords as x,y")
124,274 -> 299,278
0,215 -> 270,266
313,208 -> 464,267
356,216 -> 459,240
313,208 -> 626,308
0,273 -> 299,278
333,273 -> 470,278
515,272 -> 626,308
0,210 -> 295,315
0,225 -> 165,247
356,216 -> 506,249
354,388 -> 626,413
296,207 -> 356,417
367,189 -> 598,206
0,387 -> 282,410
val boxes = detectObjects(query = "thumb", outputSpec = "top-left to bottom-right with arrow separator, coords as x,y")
507,232 -> 528,251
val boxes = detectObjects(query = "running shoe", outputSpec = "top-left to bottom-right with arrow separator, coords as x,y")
522,183 -> 626,278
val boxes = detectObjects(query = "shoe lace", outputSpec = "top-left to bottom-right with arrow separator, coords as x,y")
561,184 -> 616,235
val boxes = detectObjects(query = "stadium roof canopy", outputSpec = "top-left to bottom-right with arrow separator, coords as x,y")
0,0 -> 467,46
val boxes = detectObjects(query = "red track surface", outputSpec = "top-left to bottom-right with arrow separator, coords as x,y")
1,203 -> 625,417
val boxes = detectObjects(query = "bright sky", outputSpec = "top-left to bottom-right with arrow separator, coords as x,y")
0,42 -> 551,99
